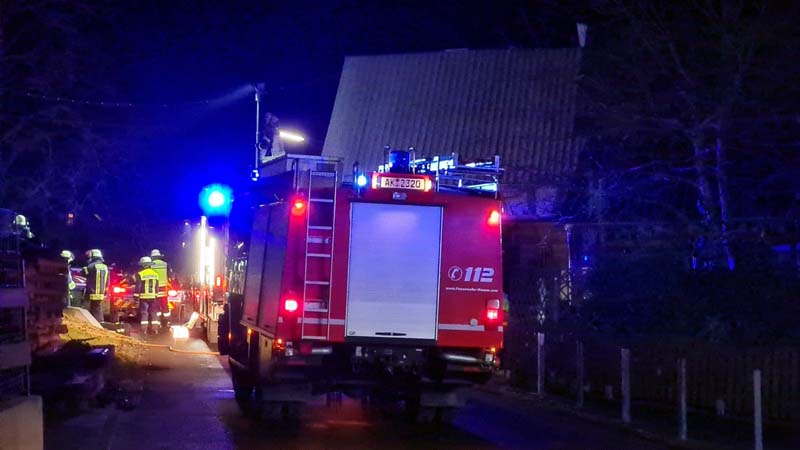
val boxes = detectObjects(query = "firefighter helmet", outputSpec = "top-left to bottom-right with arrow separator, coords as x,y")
60,250 -> 74,262
87,249 -> 103,259
150,249 -> 163,259
139,256 -> 153,266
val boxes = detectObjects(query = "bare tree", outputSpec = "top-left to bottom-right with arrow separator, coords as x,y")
0,0 -> 124,236
578,0 -> 800,270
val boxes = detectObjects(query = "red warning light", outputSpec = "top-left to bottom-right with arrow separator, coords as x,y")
284,298 -> 299,312
487,210 -> 501,226
291,198 -> 306,216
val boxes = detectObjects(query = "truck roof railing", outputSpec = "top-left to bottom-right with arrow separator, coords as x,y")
377,152 -> 503,197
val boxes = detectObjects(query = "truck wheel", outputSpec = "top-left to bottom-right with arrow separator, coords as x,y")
403,394 -> 421,423
231,369 -> 253,415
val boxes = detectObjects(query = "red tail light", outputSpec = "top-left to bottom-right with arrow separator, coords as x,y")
284,298 -> 299,312
112,286 -> 125,294
486,298 -> 500,321
291,198 -> 306,216
487,210 -> 501,226
168,289 -> 177,297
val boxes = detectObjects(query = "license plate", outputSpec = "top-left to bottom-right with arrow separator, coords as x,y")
379,176 -> 425,190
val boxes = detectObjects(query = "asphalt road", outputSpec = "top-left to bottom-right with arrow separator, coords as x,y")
45,334 -> 667,450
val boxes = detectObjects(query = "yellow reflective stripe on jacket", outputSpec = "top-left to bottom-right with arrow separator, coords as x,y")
85,262 -> 110,300
95,263 -> 109,295
150,259 -> 168,286
67,271 -> 76,290
150,259 -> 168,297
136,268 -> 159,299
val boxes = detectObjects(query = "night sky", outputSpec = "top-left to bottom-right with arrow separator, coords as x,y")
6,1 -> 576,264
106,1 -> 575,220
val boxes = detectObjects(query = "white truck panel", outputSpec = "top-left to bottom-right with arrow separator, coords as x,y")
345,202 -> 442,340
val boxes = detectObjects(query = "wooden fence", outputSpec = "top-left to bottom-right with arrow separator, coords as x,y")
508,332 -> 800,422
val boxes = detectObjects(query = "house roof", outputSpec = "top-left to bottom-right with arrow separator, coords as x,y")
321,48 -> 583,185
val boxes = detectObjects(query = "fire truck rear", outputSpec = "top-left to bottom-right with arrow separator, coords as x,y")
220,150 -> 504,417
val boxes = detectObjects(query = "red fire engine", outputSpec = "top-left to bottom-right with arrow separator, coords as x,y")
220,149 -> 504,418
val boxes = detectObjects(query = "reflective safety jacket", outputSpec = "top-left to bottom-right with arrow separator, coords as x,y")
135,268 -> 160,300
83,260 -> 110,301
66,271 -> 77,291
64,264 -> 76,291
150,258 -> 169,297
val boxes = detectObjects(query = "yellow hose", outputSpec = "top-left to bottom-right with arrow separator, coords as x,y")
137,341 -> 220,355
167,347 -> 220,355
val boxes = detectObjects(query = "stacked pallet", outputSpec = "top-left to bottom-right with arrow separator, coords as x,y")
0,222 -> 31,399
25,258 -> 67,356
0,289 -> 30,398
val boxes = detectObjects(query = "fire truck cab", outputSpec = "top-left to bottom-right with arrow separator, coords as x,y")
221,150 -> 504,417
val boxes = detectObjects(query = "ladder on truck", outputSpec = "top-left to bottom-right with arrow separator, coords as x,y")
300,168 -> 337,340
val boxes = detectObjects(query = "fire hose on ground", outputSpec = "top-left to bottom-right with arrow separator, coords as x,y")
140,311 -> 221,356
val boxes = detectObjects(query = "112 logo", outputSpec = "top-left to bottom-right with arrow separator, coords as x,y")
448,266 -> 495,283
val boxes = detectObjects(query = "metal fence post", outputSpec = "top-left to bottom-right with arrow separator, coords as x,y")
621,348 -> 631,424
576,340 -> 584,408
754,369 -> 763,450
537,332 -> 545,396
679,358 -> 687,441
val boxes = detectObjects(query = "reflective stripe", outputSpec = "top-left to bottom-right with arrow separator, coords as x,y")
95,263 -> 109,295
84,262 -> 110,298
137,268 -> 159,298
438,323 -> 486,331
150,260 -> 168,286
297,318 -> 344,325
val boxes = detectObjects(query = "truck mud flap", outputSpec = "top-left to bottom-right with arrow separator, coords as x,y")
258,382 -> 312,404
420,387 -> 467,408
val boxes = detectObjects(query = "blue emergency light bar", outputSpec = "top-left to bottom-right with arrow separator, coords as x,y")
375,152 -> 502,196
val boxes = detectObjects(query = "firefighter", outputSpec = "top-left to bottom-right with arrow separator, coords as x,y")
82,249 -> 110,322
60,250 -> 77,307
134,256 -> 160,335
149,249 -> 172,329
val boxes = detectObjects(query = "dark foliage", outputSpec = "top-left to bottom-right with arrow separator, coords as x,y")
584,245 -> 800,344
574,0 -> 800,270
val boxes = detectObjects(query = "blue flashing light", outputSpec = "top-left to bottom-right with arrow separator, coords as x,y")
199,184 -> 233,217
356,174 -> 368,188
583,255 -> 589,262
208,191 -> 225,208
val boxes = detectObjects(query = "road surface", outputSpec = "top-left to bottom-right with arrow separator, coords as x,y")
45,333 -> 667,450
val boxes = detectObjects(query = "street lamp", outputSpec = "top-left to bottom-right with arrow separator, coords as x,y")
278,129 -> 305,143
